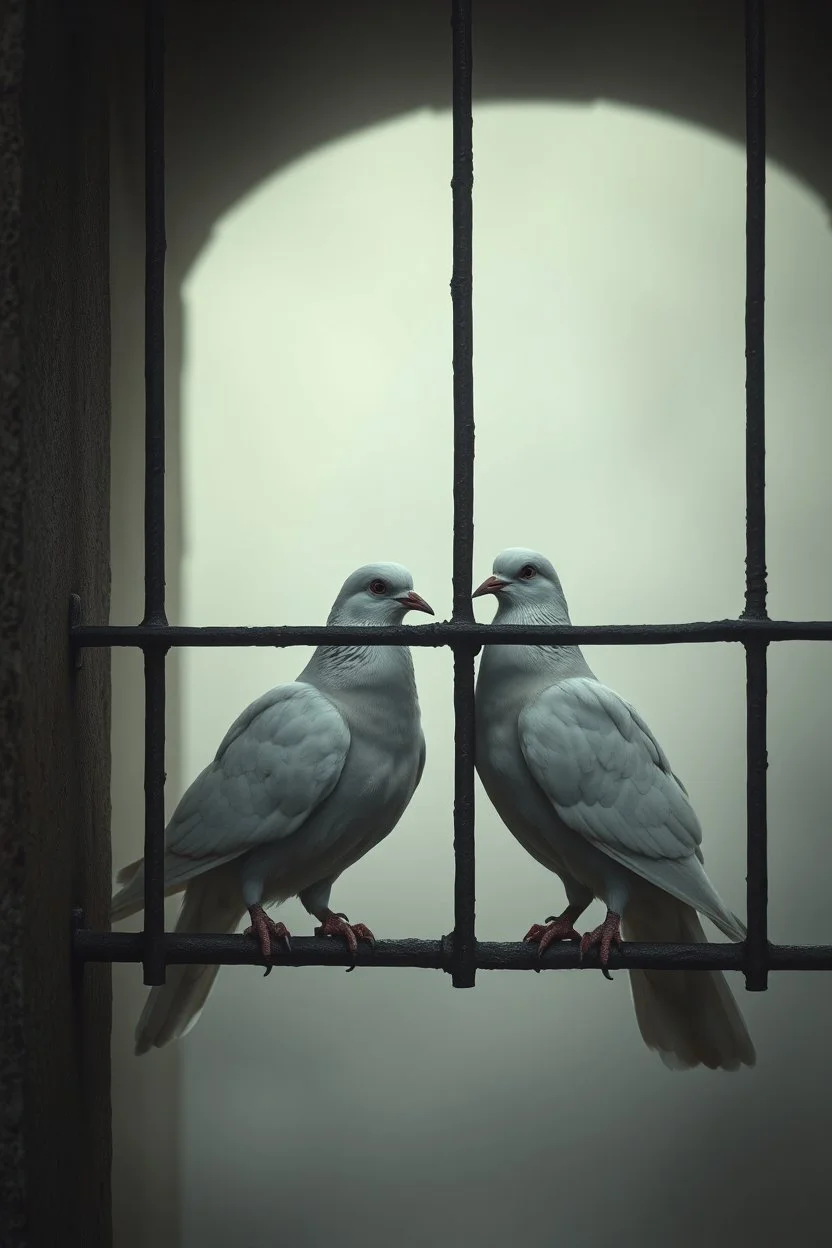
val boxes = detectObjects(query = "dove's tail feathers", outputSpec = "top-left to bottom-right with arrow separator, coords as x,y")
623,901 -> 756,1072
133,874 -> 245,1056
112,848 -> 244,923
116,857 -> 142,887
111,856 -> 189,923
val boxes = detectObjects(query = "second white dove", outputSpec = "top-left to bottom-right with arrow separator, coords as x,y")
473,547 -> 755,1071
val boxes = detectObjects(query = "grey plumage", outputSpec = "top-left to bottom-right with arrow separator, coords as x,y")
113,562 -> 431,1055
474,547 -> 755,1071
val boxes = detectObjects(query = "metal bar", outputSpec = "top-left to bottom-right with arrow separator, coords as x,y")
72,930 -> 832,973
142,651 -> 167,986
141,0 -> 168,987
742,0 -> 768,993
743,0 -> 767,624
450,0 -> 475,627
745,641 -> 768,990
450,0 -> 476,989
452,655 -> 477,987
71,618 -> 832,649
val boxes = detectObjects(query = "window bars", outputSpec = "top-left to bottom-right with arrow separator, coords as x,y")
71,0 -> 832,988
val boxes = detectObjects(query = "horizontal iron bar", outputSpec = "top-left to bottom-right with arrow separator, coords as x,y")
71,618 -> 832,650
72,930 -> 832,972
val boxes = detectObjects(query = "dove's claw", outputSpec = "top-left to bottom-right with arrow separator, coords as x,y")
580,910 -> 622,980
244,904 -> 292,973
315,911 -> 376,969
348,922 -> 376,952
523,911 -> 583,971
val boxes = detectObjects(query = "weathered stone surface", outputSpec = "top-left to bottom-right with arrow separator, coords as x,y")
0,1 -> 111,1244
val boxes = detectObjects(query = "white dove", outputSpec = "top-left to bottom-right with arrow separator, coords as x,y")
474,548 -> 755,1071
112,562 -> 432,1055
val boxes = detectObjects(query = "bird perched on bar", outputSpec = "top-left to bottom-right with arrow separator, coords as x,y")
112,562 -> 432,1055
473,547 -> 755,1071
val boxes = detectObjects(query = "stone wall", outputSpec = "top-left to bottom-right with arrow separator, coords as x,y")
0,1 -> 112,1244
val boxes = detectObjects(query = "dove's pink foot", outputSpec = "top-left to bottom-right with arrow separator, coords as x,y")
580,910 -> 622,981
245,904 -> 292,976
524,910 -> 583,969
315,910 -> 375,970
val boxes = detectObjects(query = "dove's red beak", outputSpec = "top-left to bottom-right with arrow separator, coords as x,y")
397,590 -> 434,616
472,574 -> 508,599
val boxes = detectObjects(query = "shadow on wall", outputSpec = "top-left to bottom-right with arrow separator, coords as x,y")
109,4 -> 832,1248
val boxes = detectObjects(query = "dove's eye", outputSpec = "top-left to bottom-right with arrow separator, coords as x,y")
518,564 -> 537,580
369,578 -> 388,596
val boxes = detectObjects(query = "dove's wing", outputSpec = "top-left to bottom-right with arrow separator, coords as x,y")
518,676 -> 744,938
163,681 -> 350,884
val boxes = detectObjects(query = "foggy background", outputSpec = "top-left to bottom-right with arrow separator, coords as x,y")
108,3 -> 832,1246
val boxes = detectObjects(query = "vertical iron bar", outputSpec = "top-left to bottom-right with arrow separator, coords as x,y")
742,0 -> 768,992
744,640 -> 768,991
142,0 -> 168,986
744,0 -> 766,623
450,0 -> 476,988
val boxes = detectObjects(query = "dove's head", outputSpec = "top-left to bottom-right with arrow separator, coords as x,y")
473,548 -> 570,623
328,563 -> 434,626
